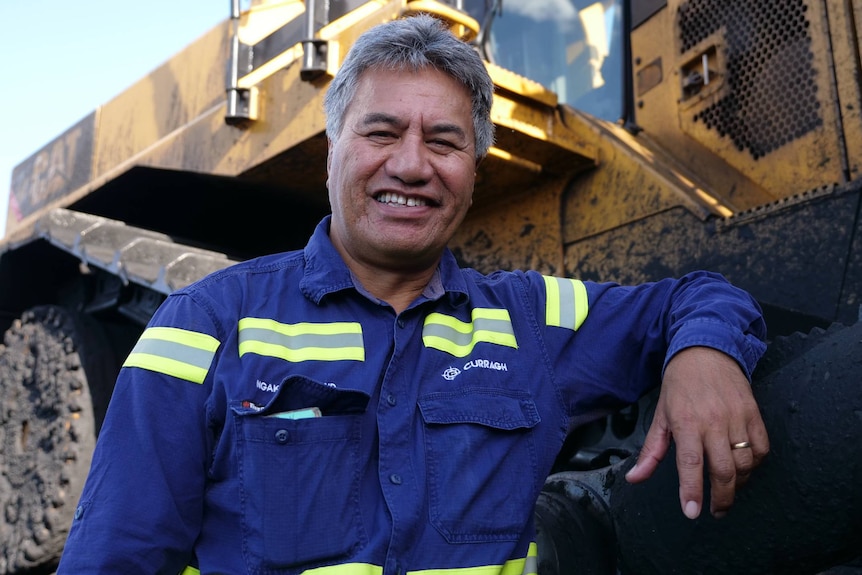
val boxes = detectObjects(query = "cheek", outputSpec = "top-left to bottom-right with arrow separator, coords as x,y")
334,149 -> 376,188
326,161 -> 340,205
443,167 -> 476,206
327,184 -> 337,211
327,154 -> 353,199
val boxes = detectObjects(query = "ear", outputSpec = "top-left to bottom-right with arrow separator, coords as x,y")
326,139 -> 334,173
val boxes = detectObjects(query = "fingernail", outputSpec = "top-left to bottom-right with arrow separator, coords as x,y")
713,510 -> 727,519
684,500 -> 700,519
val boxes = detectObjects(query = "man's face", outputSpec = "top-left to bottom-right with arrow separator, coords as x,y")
327,66 -> 477,273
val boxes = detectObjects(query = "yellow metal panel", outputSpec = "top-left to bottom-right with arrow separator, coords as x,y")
561,114 -> 731,245
452,176 -> 566,277
828,0 -> 862,180
91,0 -> 383,182
403,0 -> 480,41
87,0 -> 598,201
631,7 -> 774,211
237,1 -> 305,45
235,1 -> 308,89
31,0 -> 599,243
7,114 -> 96,236
87,2 -> 401,187
673,0 -> 845,193
487,63 -> 558,109
631,0 -> 849,210
92,20 -> 231,179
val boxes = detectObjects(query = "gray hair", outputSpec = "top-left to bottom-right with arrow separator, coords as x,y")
323,14 -> 495,160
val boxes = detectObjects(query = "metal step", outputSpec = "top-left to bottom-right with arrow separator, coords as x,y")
34,208 -> 238,295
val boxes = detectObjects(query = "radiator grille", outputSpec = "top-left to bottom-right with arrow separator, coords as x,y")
678,0 -> 822,159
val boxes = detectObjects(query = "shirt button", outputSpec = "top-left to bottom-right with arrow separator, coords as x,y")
275,429 -> 290,444
386,393 -> 397,406
397,319 -> 406,329
74,506 -> 84,520
389,474 -> 402,485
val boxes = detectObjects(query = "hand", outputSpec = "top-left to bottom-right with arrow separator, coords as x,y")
624,346 -> 769,519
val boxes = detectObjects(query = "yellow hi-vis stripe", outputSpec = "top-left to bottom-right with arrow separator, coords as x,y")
543,276 -> 588,331
409,542 -> 538,574
123,327 -> 220,384
238,318 -> 365,362
423,308 -> 517,357
304,564 -> 382,575
179,543 -> 537,575
181,563 -> 382,575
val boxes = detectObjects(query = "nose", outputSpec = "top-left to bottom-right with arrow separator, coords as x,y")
386,133 -> 433,185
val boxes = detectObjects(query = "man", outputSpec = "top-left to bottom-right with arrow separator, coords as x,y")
58,14 -> 768,574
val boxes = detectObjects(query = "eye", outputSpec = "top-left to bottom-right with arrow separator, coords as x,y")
427,138 -> 458,152
367,130 -> 397,143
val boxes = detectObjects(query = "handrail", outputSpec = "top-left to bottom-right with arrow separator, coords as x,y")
402,0 -> 480,42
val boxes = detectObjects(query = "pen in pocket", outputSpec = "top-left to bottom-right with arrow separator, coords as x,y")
264,407 -> 322,420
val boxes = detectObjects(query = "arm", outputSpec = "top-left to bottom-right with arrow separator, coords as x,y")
613,271 -> 769,519
58,293 -> 220,574
534,269 -> 767,519
625,346 -> 769,519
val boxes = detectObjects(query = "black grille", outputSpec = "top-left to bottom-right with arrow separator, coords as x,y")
678,0 -> 822,160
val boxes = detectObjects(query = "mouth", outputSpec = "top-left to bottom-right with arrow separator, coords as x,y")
375,191 -> 435,208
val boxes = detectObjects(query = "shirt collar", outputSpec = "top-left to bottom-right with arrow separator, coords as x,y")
300,216 -> 469,308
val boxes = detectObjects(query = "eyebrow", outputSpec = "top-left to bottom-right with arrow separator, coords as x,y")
360,112 -> 402,128
360,112 -> 468,142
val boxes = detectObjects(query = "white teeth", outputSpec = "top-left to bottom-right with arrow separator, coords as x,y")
376,192 -> 427,207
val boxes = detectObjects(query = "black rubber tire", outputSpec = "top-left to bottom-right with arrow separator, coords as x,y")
541,322 -> 862,575
0,306 -> 112,574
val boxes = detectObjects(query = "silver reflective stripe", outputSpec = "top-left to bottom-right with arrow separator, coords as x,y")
130,338 -> 215,371
422,316 -> 515,346
237,318 -> 365,362
239,327 -> 363,350
123,327 -> 220,384
521,553 -> 538,575
422,309 -> 518,357
543,275 -> 588,331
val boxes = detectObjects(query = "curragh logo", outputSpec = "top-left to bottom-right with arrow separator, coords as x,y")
442,366 -> 461,381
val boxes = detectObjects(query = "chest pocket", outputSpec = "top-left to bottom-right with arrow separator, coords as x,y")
232,376 -> 369,572
418,388 -> 541,543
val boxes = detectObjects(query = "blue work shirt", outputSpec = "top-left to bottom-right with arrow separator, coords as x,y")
58,216 -> 766,574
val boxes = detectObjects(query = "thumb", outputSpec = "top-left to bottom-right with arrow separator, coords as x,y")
625,410 -> 671,484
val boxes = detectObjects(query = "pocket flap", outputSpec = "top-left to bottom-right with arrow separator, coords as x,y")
276,376 -> 369,415
418,389 -> 540,430
232,375 -> 370,418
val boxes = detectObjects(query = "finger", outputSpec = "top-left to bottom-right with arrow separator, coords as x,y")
625,412 -> 671,484
734,416 -> 770,488
674,434 -> 705,520
747,414 -> 770,466
730,440 -> 755,488
706,437 -> 737,518
727,415 -> 757,488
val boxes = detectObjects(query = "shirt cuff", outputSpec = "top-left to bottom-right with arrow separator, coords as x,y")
663,318 -> 767,382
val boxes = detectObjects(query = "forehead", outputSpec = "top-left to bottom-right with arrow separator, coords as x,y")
348,67 -> 474,127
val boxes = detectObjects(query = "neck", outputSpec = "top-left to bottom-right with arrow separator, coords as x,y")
327,223 -> 445,313
349,261 -> 438,314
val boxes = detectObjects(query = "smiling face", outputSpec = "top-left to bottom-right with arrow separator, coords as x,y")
326,66 -> 477,275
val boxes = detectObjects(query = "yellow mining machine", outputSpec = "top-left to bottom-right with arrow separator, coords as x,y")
1,1 -> 861,573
